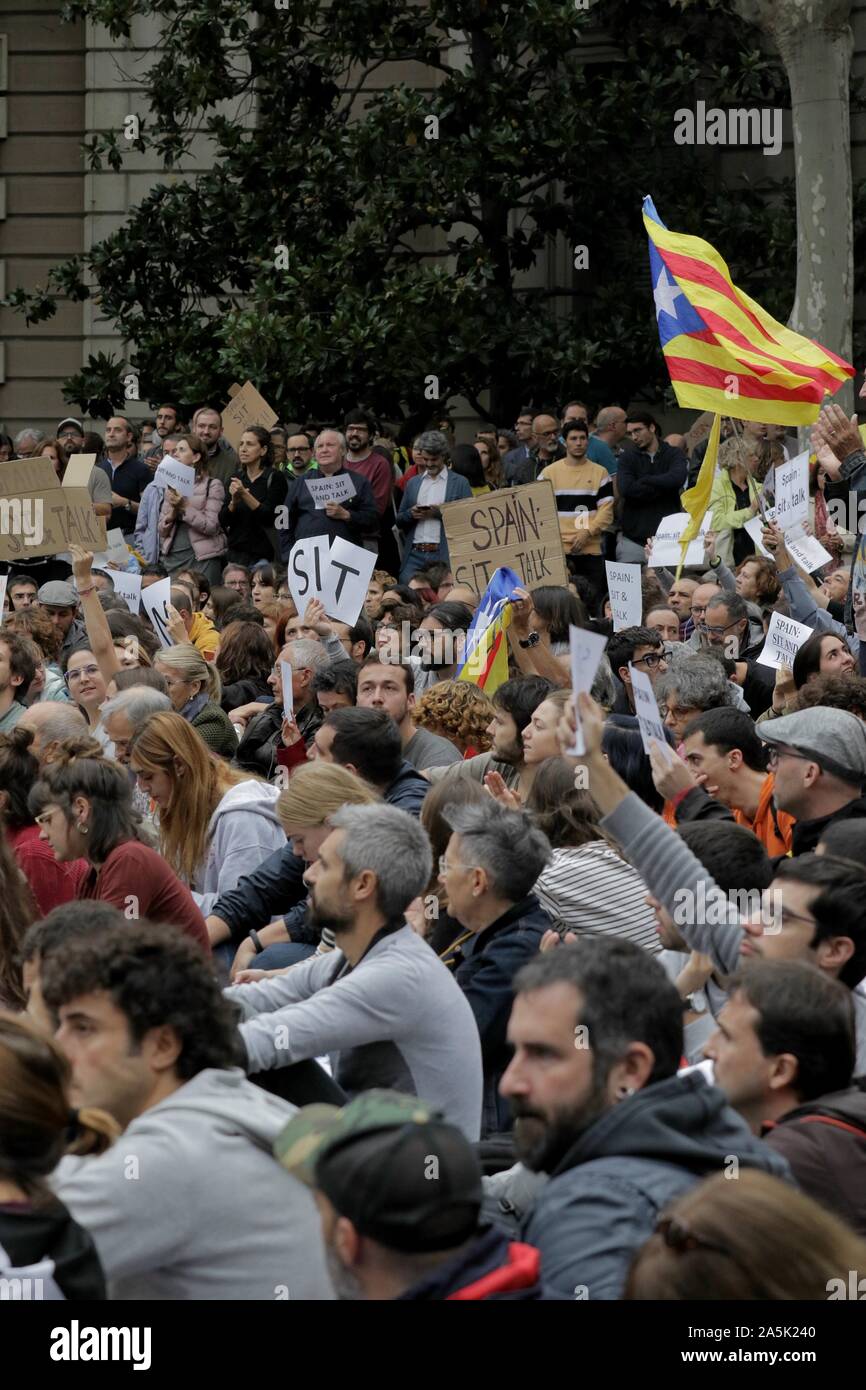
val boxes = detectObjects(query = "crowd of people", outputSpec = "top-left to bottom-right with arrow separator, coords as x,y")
0,394 -> 865,1303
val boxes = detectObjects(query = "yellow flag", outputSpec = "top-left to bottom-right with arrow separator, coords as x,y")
676,413 -> 721,580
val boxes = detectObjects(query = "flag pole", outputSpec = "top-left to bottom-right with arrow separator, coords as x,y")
727,417 -> 771,523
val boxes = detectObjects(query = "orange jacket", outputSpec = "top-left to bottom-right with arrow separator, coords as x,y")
733,774 -> 794,856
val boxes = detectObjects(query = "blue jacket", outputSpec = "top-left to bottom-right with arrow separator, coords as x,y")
396,469 -> 472,565
521,1072 -> 790,1300
133,479 -> 167,564
454,896 -> 552,1137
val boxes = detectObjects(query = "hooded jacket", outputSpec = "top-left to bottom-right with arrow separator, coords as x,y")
763,1084 -> 866,1236
52,1068 -> 334,1301
0,1200 -> 106,1300
192,779 -> 286,917
521,1072 -> 790,1300
396,1227 -> 542,1301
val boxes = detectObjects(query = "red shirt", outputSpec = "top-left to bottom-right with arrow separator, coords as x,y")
7,823 -> 88,916
347,452 -> 394,515
77,840 -> 210,950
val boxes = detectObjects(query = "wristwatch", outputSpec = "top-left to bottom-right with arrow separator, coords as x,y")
248,929 -> 264,955
686,989 -> 708,1014
519,632 -> 541,649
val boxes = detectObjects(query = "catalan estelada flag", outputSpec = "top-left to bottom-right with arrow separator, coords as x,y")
457,566 -> 520,695
643,196 -> 854,425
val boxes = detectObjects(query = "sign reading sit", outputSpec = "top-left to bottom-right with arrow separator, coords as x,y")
443,482 -> 567,593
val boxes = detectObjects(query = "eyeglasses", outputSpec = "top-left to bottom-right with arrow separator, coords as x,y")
633,652 -> 665,669
766,747 -> 813,770
65,664 -> 100,684
438,856 -> 478,876
702,619 -> 740,637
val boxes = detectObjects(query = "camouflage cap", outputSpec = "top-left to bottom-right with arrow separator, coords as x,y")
274,1089 -> 483,1254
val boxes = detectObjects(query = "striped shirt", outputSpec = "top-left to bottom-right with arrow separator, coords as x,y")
533,842 -> 661,952
538,458 -> 614,554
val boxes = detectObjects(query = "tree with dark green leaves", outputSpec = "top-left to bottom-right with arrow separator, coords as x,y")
9,0 -> 796,428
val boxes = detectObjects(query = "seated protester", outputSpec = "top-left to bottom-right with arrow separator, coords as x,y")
526,756 -> 659,953
0,727 -> 87,916
227,763 -> 380,976
562,693 -> 866,1072
311,663 -> 357,714
427,675 -> 555,790
675,707 -> 795,856
44,923 -> 333,1301
236,637 -> 327,777
625,1170 -> 866,1301
606,626 -> 668,717
20,900 -> 127,1033
0,832 -> 37,1009
704,960 -> 865,1235
653,821 -> 773,1064
492,939 -> 787,1300
413,681 -> 494,760
507,688 -> 573,804
16,702 -> 88,766
2,606 -> 68,703
226,804 -> 483,1138
216,620 -> 275,712
602,717 -> 672,814
28,740 -> 210,950
0,1014 -> 108,1300
204,584 -> 244,631
128,712 -> 284,918
299,601 -> 374,665
794,671 -> 866,721
438,802 -> 553,1137
165,585 -> 221,661
308,708 -> 430,816
414,601 -> 474,692
276,1091 -> 542,1301
759,708 -> 866,854
0,630 -> 37,734
420,776 -> 492,962
702,593 -> 775,717
356,660 -> 462,771
506,585 -> 588,688
793,630 -> 857,690
152,643 -> 238,759
656,652 -> 739,744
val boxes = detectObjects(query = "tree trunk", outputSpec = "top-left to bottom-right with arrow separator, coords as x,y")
733,0 -> 854,415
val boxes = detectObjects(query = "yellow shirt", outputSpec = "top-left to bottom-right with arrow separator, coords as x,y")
539,458 -> 614,554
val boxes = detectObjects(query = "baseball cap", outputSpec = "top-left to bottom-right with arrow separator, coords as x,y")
37,580 -> 78,608
761,708 -> 866,786
57,418 -> 84,435
274,1090 -> 483,1253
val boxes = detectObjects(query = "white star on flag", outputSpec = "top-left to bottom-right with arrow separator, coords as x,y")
653,265 -> 684,321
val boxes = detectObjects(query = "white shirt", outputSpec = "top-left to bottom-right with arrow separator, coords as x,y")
414,471 -> 448,543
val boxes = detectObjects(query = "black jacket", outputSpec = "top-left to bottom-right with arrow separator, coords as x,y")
763,1085 -> 866,1237
220,674 -> 272,714
0,1199 -> 106,1300
455,895 -> 552,1137
617,441 -> 688,544
235,700 -> 323,778
791,795 -> 866,857
218,465 -> 288,564
278,466 -> 378,558
396,1227 -> 542,1301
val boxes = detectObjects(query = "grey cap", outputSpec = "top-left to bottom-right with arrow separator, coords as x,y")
37,580 -> 79,608
761,707 -> 866,786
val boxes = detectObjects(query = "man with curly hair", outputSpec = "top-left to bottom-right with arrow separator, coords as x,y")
44,921 -> 333,1301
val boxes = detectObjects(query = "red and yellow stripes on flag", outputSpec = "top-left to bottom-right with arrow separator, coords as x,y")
458,606 -> 512,695
643,206 -> 854,426
676,412 -> 721,580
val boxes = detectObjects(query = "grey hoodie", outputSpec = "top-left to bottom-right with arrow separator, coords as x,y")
52,1068 -> 334,1301
192,779 -> 286,917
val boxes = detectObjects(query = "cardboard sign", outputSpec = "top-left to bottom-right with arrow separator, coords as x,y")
288,537 -> 330,615
305,472 -> 356,509
605,562 -> 642,632
0,458 -> 108,562
321,538 -> 377,626
279,661 -> 294,720
443,482 -> 567,593
154,456 -> 196,498
629,664 -> 672,758
772,451 -> 809,532
112,570 -> 143,615
220,380 -> 278,451
62,453 -> 97,489
757,611 -> 816,669
140,577 -> 175,650
567,625 -> 609,755
650,511 -> 713,568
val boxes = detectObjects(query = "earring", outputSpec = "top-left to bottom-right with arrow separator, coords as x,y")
617,1085 -> 635,1100
77,822 -> 89,836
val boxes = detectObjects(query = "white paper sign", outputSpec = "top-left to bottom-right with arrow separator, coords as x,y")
629,664 -> 673,758
757,611 -> 815,669
321,538 -> 377,626
772,451 -> 809,531
568,625 -> 609,755
744,517 -> 832,574
288,537 -> 331,614
112,570 -> 142,615
140,577 -> 175,649
0,575 -> 7,613
305,472 -> 356,509
651,511 -> 714,568
154,456 -> 196,498
744,516 -> 772,558
605,562 -> 642,632
279,661 -> 294,720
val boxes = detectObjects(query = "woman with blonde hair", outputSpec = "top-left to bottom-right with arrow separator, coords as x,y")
0,1014 -> 111,1299
228,761 -> 379,978
413,680 -> 494,758
128,711 -> 284,919
709,436 -> 781,568
625,1169 -> 866,1300
152,641 -> 237,757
